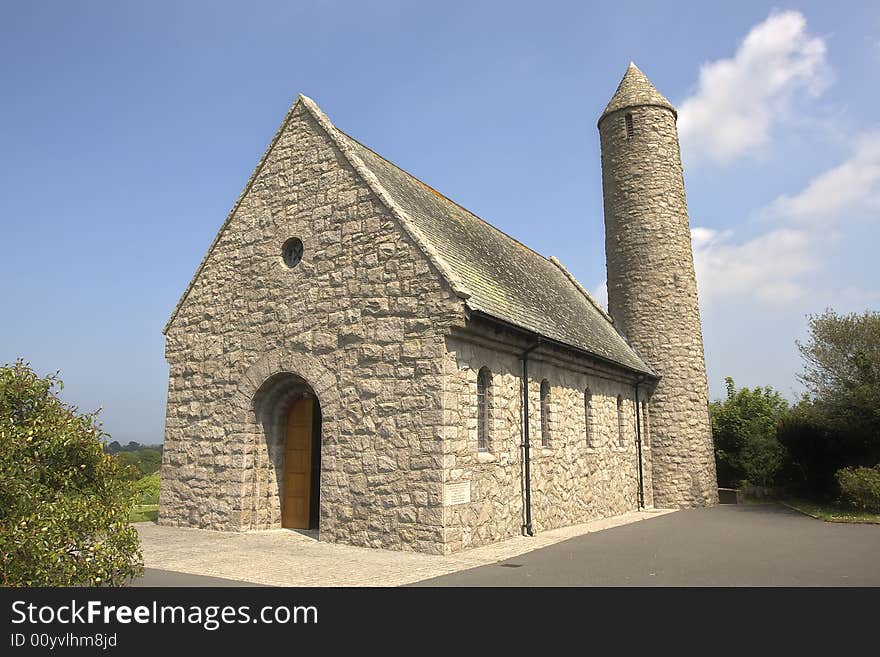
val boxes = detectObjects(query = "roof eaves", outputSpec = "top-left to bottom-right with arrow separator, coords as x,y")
468,309 -> 658,379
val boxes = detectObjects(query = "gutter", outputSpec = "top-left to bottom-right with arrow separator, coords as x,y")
468,310 -> 658,382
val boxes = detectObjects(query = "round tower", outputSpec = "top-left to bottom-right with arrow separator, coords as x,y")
598,62 -> 718,508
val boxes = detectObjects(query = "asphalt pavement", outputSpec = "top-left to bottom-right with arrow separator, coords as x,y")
132,569 -> 261,587
413,503 -> 880,586
131,504 -> 880,587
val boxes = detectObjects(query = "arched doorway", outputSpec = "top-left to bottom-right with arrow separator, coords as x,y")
253,373 -> 322,530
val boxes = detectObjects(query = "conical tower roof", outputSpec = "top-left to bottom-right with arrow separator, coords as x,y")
599,62 -> 676,123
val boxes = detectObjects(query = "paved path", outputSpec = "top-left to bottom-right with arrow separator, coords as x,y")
133,509 -> 671,586
133,569 -> 262,587
415,503 -> 880,586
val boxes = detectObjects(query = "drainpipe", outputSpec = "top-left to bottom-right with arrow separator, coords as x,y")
634,375 -> 646,509
520,338 -> 541,536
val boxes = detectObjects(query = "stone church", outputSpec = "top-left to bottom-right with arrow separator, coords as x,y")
159,63 -> 719,554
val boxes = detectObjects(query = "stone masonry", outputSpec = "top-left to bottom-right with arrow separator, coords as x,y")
599,63 -> 719,507
160,63 -> 717,555
441,325 -> 652,552
160,100 -> 464,554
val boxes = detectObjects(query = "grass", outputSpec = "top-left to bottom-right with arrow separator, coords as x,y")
130,504 -> 158,523
129,472 -> 160,522
781,498 -> 880,524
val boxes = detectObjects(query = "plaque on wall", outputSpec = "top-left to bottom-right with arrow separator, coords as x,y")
442,481 -> 471,506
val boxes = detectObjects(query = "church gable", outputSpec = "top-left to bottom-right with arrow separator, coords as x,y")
160,98 -> 464,545
167,96 -> 651,379
164,98 -> 461,345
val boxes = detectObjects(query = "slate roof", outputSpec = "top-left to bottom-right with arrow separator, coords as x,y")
600,62 -> 676,123
317,104 -> 655,376
164,93 -> 655,377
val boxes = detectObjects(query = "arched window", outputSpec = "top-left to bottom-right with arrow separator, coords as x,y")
641,401 -> 649,447
584,387 -> 592,447
540,379 -> 551,447
477,367 -> 492,452
617,394 -> 625,447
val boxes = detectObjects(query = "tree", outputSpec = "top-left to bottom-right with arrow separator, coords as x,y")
796,309 -> 880,467
710,377 -> 788,488
0,360 -> 143,586
776,398 -> 842,497
116,449 -> 162,478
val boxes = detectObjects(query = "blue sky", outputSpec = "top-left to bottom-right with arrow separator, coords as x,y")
2,1 -> 878,443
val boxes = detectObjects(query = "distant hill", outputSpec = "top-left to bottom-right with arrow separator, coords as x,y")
104,440 -> 163,454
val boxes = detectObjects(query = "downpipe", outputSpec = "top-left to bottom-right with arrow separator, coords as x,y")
520,338 -> 541,536
634,375 -> 646,510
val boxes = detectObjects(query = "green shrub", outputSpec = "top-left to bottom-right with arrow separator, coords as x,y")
836,465 -> 880,512
711,377 -> 788,488
776,402 -> 843,498
133,473 -> 161,505
0,360 -> 143,586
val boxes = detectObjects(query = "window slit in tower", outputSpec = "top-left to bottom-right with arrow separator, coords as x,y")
625,113 -> 634,140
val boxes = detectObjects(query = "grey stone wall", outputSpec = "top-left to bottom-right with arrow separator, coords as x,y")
440,328 -> 652,553
599,103 -> 718,508
161,86 -> 702,556
160,100 -> 463,553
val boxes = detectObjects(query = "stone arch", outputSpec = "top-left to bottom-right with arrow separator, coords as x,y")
233,348 -> 342,420
232,348 -> 341,531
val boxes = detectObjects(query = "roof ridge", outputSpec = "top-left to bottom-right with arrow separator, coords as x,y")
334,128 -> 554,265
163,95 -> 305,334
547,256 -> 614,324
298,96 -> 472,302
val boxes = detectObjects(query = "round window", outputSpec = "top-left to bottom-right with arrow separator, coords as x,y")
282,237 -> 304,268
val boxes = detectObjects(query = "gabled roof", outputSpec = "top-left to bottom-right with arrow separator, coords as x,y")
165,95 -> 655,377
600,62 -> 676,124
305,99 -> 654,376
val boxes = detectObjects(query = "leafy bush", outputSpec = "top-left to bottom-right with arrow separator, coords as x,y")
0,360 -> 143,586
711,377 -> 788,488
776,401 -> 845,498
797,310 -> 880,468
133,473 -> 161,505
836,466 -> 880,512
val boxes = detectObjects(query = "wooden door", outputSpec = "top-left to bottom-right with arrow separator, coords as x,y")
282,397 -> 313,529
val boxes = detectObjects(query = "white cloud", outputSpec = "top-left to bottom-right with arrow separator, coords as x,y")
693,131 -> 880,306
678,10 -> 829,163
600,12 -> 876,311
591,279 -> 608,309
692,226 -> 815,304
766,132 -> 880,223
